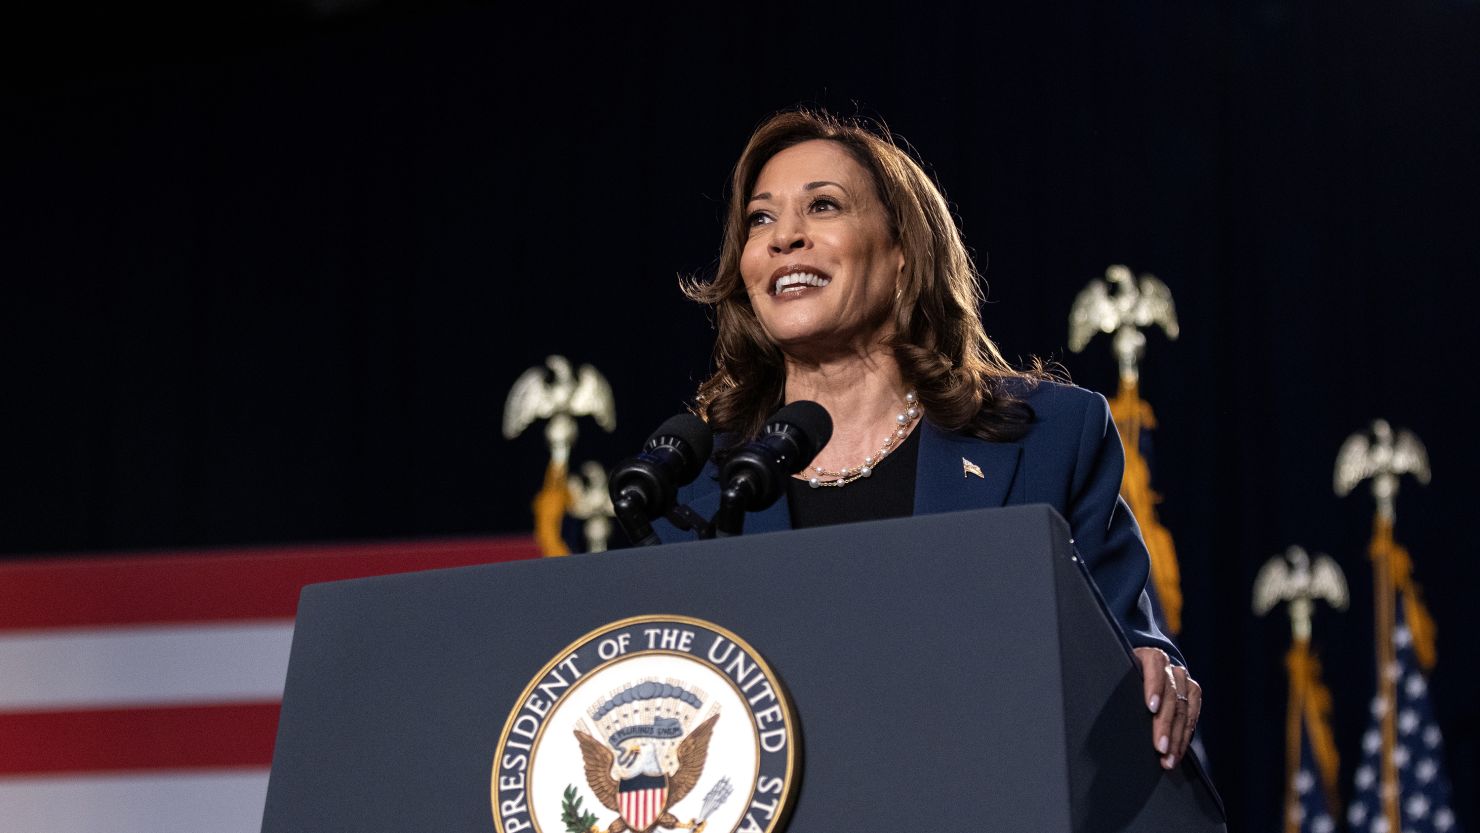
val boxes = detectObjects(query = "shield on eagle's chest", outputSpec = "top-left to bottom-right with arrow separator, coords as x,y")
617,773 -> 668,832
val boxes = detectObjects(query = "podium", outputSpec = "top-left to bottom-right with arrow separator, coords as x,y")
262,505 -> 1224,832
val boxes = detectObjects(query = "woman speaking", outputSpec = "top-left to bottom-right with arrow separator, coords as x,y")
658,109 -> 1201,769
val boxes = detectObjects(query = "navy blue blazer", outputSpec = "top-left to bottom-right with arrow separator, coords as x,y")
652,381 -> 1182,664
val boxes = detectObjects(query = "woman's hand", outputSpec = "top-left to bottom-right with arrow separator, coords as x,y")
1132,647 -> 1201,770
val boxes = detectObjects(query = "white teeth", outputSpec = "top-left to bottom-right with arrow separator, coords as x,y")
773,272 -> 830,294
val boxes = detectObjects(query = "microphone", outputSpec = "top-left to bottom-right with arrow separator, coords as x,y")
609,413 -> 714,547
712,401 -> 833,537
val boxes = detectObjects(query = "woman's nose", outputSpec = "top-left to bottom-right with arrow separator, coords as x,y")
768,214 -> 809,254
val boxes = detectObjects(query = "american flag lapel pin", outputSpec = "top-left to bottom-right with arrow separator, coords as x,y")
962,457 -> 984,479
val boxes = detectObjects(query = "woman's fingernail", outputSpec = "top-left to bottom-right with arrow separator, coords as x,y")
1163,754 -> 1176,769
1148,695 -> 1160,713
1158,735 -> 1170,754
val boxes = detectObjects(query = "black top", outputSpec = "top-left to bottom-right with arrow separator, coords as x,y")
786,424 -> 921,529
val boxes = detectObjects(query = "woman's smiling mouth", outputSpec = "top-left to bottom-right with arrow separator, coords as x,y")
770,266 -> 834,296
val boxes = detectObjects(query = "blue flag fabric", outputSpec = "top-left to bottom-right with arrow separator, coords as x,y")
1346,597 -> 1462,833
1292,728 -> 1337,833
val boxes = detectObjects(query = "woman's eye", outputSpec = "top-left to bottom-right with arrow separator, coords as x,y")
747,211 -> 773,227
810,197 -> 839,212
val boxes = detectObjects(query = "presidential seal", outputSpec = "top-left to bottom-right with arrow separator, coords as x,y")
492,615 -> 796,833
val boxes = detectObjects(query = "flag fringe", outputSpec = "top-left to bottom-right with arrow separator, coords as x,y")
1110,379 -> 1183,634
534,461 -> 572,557
1370,516 -> 1437,669
1286,641 -> 1342,817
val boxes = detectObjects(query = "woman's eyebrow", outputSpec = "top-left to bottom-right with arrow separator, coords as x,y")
748,181 -> 849,203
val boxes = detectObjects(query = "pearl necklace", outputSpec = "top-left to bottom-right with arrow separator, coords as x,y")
804,391 -> 921,488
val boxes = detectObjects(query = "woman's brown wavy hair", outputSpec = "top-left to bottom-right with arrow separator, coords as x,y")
685,108 -> 1041,441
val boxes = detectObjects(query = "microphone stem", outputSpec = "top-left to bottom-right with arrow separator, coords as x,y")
712,482 -> 752,538
613,492 -> 660,547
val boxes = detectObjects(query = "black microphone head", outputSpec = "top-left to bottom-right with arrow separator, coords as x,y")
642,412 -> 713,486
714,400 -> 834,514
608,413 -> 715,537
765,400 -> 833,459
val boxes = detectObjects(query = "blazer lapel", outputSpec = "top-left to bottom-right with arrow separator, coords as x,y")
914,421 -> 1023,515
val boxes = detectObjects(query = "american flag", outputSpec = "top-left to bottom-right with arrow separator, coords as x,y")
1282,639 -> 1341,833
0,537 -> 538,833
1291,728 -> 1338,833
1346,596 -> 1462,833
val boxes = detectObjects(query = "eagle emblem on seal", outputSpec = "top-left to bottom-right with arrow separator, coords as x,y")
571,681 -> 724,833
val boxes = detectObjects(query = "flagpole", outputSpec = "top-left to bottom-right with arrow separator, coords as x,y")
501,356 -> 620,558
1371,515 -> 1400,833
1109,373 -> 1184,634
1254,545 -> 1347,833
1336,420 -> 1438,833
1282,637 -> 1307,833
1068,265 -> 1183,634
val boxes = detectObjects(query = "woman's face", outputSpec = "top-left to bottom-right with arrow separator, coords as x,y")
740,140 -> 904,356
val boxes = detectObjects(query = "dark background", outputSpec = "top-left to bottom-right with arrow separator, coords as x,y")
3,2 -> 1476,830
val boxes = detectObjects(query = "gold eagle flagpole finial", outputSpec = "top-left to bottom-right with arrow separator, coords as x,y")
1069,264 -> 1183,632
566,461 -> 616,554
1334,419 -> 1430,526
503,355 -> 616,556
1253,545 -> 1348,833
1068,264 -> 1180,387
1334,419 -> 1435,833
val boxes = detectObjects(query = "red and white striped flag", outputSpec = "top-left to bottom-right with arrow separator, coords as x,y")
0,537 -> 539,833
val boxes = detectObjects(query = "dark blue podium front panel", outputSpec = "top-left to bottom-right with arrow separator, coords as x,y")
262,504 -> 1222,832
